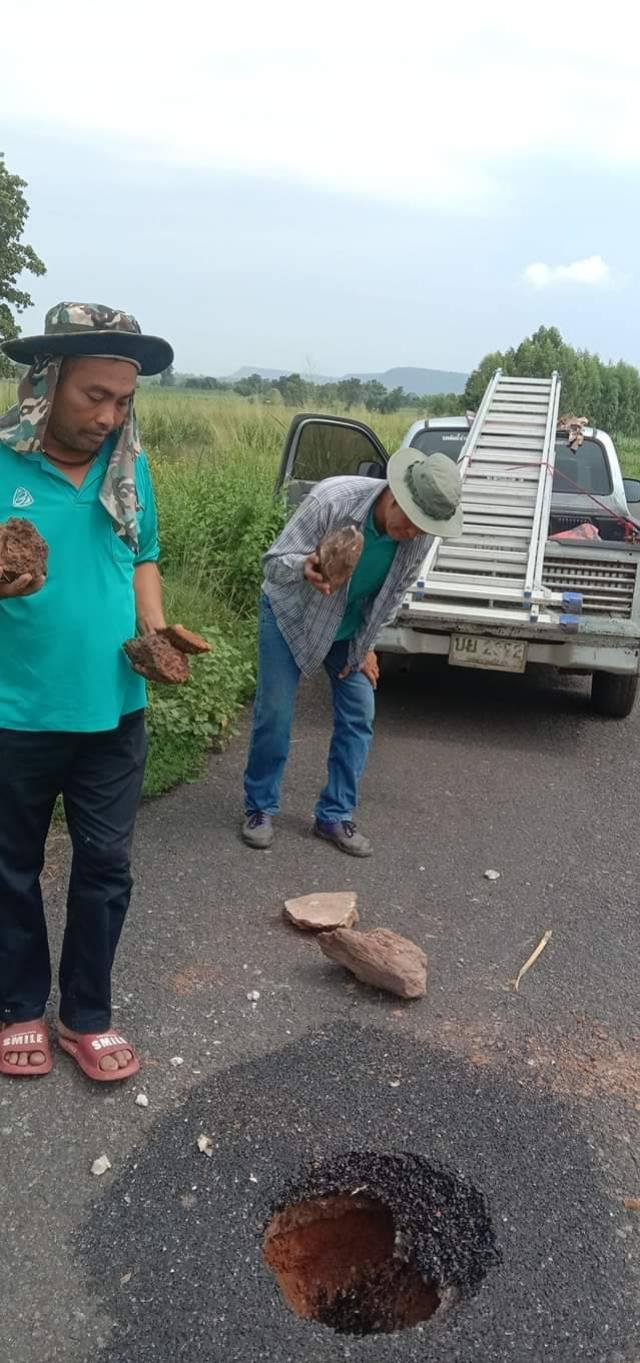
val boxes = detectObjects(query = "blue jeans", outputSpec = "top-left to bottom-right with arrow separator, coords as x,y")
244,596 -> 375,822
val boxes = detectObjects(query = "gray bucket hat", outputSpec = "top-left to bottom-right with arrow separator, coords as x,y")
1,301 -> 173,377
387,448 -> 463,538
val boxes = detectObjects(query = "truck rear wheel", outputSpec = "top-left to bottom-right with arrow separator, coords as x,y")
590,671 -> 639,718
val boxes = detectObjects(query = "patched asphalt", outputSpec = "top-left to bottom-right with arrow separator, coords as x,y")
1,660 -> 639,1362
79,1024 -> 626,1363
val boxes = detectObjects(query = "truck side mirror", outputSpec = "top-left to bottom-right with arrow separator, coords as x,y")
623,478 -> 640,505
357,460 -> 386,479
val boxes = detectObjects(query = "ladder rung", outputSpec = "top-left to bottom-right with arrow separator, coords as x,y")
482,427 -> 547,440
494,387 -> 550,397
473,459 -> 544,471
462,524 -> 534,538
484,403 -> 544,414
473,448 -> 543,461
421,576 -> 530,597
487,407 -> 547,418
463,506 -> 537,518
461,540 -> 532,554
484,417 -> 547,428
437,568 -> 526,582
474,445 -> 544,456
463,502 -> 538,516
495,388 -> 552,397
492,401 -> 550,413
476,436 -> 546,450
463,484 -> 540,500
498,377 -> 553,388
464,524 -> 535,537
438,547 -> 528,566
464,505 -> 536,519
404,601 -> 558,626
464,495 -> 538,506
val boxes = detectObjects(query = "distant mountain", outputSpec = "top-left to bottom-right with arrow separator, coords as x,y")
223,365 -> 468,395
348,367 -> 468,396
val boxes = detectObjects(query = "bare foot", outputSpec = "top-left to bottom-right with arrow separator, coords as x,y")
3,1021 -> 47,1069
58,1022 -> 133,1072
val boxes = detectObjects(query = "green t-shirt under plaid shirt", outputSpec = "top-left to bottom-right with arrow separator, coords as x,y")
334,505 -> 398,642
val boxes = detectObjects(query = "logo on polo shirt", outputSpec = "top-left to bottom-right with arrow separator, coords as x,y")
12,487 -> 34,509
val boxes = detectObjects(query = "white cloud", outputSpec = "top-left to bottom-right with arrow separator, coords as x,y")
2,0 -> 640,210
523,256 -> 613,289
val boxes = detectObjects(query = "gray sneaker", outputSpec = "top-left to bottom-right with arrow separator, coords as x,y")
314,819 -> 372,858
242,812 -> 274,850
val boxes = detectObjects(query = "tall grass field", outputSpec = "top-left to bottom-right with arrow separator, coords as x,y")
2,379 -> 640,794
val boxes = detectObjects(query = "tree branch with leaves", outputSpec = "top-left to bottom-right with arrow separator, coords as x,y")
0,152 -> 46,375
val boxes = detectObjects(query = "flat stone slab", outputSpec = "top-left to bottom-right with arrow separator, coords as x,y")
284,892 -> 359,931
319,926 -> 427,998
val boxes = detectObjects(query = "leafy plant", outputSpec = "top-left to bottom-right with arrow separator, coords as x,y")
144,624 -> 255,796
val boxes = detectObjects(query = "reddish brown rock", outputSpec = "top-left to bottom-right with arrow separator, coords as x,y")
318,927 -> 427,999
317,525 -> 364,591
0,518 -> 48,583
284,892 -> 359,931
158,623 -> 211,655
558,414 -> 588,451
123,633 -> 190,684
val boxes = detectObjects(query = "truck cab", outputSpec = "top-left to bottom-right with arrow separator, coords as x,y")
403,416 -> 640,542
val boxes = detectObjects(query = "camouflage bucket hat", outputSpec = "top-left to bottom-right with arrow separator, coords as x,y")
1,302 -> 173,376
386,447 -> 464,539
0,298 -> 174,549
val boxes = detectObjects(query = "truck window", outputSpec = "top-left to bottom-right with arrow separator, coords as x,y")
410,428 -> 613,496
552,439 -> 612,495
409,429 -> 468,461
289,421 -> 385,482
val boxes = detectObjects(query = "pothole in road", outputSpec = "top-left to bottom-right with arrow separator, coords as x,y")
262,1151 -> 498,1338
263,1192 -> 440,1334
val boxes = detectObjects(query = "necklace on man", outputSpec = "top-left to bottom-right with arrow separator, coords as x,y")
43,448 -> 98,469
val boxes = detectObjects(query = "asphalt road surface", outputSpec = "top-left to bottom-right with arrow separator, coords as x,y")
1,659 -> 639,1363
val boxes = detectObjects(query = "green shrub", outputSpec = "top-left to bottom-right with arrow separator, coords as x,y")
144,623 -> 255,797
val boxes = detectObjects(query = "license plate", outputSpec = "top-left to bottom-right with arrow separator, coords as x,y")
449,635 -> 527,674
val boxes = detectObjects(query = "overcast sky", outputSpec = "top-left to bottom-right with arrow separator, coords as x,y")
3,0 -> 640,377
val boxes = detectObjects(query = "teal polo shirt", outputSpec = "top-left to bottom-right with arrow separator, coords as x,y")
0,434 -> 159,732
334,504 -> 398,642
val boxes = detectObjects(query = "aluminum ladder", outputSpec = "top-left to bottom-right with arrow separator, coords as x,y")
406,370 -> 582,627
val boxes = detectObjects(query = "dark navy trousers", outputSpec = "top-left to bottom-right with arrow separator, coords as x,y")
0,710 -> 147,1032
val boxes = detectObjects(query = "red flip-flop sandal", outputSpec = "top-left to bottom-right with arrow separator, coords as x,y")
58,1029 -> 140,1082
0,1019 -> 53,1077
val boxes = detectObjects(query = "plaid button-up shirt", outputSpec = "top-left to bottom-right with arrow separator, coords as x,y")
262,476 -> 431,677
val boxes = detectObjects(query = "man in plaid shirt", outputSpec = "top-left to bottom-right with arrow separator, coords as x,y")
242,446 -> 462,856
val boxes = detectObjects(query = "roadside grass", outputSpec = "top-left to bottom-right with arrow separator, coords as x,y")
616,436 -> 640,478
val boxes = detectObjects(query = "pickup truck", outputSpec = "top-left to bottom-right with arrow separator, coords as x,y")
275,395 -> 640,718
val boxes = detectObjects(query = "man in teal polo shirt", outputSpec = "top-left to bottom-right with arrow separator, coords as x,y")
0,302 -> 173,1081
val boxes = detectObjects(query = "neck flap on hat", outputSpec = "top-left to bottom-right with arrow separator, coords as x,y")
0,356 -> 141,551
